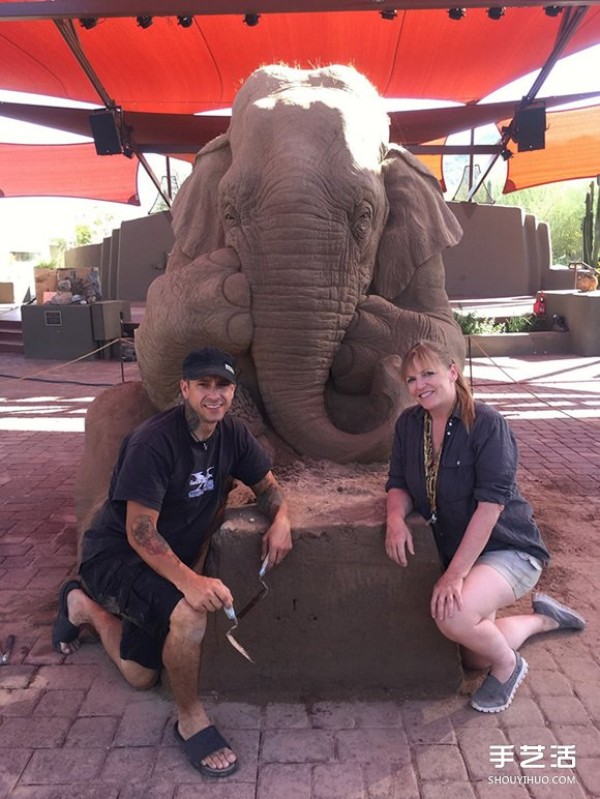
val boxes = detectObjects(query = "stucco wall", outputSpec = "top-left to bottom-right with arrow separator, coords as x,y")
544,290 -> 600,356
444,202 -> 563,299
65,203 -> 574,305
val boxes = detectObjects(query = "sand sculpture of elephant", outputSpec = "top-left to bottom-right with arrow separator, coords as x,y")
76,64 -> 464,527
135,64 -> 464,460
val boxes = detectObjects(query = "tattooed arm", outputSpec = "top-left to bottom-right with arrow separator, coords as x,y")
125,501 -> 233,613
250,472 -> 292,569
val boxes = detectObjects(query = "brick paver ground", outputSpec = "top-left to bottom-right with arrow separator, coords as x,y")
0,349 -> 598,799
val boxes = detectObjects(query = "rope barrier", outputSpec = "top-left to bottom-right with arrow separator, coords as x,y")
0,338 -> 126,387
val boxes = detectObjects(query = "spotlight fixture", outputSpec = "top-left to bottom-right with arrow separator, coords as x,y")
177,15 -> 194,27
544,5 -> 563,16
487,6 -> 505,19
380,9 -> 397,20
136,16 -> 153,29
243,13 -> 261,26
448,8 -> 466,20
79,18 -> 97,30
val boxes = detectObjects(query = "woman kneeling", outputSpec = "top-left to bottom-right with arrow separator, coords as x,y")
385,340 -> 585,713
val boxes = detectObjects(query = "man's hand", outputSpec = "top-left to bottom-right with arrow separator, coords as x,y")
430,571 -> 464,621
261,517 -> 292,569
181,573 -> 234,615
252,471 -> 292,571
385,516 -> 414,567
125,501 -> 234,615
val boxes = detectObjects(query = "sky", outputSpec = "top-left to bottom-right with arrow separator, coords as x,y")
1,42 -> 600,251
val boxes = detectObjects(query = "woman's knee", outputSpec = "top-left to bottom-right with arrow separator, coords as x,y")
436,611 -> 478,643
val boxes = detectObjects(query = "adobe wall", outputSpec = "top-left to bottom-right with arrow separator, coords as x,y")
199,469 -> 462,701
65,203 -> 572,305
445,202 -> 571,299
115,211 -> 173,301
545,290 -> 600,356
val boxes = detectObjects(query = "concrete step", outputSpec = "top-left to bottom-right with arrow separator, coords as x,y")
0,319 -> 24,353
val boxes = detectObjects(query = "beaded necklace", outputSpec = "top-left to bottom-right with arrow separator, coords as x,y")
423,411 -> 442,525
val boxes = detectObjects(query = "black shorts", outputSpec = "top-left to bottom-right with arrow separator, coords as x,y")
79,552 -> 183,670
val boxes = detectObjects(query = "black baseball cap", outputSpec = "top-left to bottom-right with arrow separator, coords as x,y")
181,347 -> 237,383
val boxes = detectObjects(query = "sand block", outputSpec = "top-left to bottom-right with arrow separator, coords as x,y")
201,469 -> 462,700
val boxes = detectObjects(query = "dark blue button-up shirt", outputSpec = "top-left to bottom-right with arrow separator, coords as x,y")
386,401 -> 550,568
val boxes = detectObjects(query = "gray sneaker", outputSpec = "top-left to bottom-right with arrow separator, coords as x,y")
532,593 -> 586,631
470,652 -> 528,713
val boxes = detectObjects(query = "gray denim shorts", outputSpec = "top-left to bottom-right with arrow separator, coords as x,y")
475,549 -> 543,599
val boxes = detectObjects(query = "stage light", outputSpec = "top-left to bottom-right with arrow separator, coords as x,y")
177,15 -> 194,27
380,9 -> 397,20
487,6 -> 505,19
448,8 -> 466,20
544,5 -> 563,16
136,16 -> 153,29
79,18 -> 97,30
243,13 -> 260,26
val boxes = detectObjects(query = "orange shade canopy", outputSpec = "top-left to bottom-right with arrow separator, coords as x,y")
503,104 -> 600,193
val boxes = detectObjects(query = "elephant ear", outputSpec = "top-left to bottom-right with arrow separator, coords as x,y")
373,144 -> 462,302
171,133 -> 232,262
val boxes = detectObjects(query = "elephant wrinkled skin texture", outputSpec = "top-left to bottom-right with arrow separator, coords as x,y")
135,64 -> 465,464
77,64 -> 465,527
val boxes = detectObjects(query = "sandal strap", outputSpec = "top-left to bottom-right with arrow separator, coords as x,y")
174,723 -> 231,765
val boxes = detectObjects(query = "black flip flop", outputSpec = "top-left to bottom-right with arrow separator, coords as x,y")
173,722 -> 238,778
52,579 -> 82,653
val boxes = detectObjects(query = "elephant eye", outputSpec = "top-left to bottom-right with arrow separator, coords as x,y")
222,204 -> 240,228
351,203 -> 373,241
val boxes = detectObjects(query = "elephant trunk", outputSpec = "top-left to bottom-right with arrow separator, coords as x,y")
246,241 -> 401,463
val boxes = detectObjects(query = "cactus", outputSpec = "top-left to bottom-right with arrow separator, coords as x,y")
582,176 -> 600,268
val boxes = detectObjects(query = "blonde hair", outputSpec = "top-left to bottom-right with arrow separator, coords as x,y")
400,340 -> 475,429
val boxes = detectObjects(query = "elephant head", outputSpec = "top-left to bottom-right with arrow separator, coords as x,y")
135,64 -> 464,463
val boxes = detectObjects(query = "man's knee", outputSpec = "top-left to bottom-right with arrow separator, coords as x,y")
122,663 -> 159,691
169,599 -> 207,643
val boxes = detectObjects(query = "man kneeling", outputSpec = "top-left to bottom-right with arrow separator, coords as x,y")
53,347 -> 292,777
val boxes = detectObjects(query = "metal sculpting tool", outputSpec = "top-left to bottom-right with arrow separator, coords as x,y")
225,556 -> 270,662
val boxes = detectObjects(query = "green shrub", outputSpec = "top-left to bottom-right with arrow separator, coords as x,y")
453,312 -> 503,335
503,314 -> 534,333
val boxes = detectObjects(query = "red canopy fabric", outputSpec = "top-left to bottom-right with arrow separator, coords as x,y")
1,8 -> 600,111
0,142 -> 140,203
1,4 -> 600,201
503,104 -> 600,193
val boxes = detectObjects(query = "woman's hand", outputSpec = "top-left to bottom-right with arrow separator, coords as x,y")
385,515 -> 415,566
430,572 -> 464,621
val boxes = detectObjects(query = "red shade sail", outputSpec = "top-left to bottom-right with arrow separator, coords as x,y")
1,7 -> 600,111
1,3 -> 600,200
0,142 -> 140,203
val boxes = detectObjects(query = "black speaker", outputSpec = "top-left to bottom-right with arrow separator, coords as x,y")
89,109 -> 123,155
514,105 -> 546,152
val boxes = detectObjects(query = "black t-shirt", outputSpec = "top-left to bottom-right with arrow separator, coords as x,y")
386,400 -> 550,568
80,406 -> 271,567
